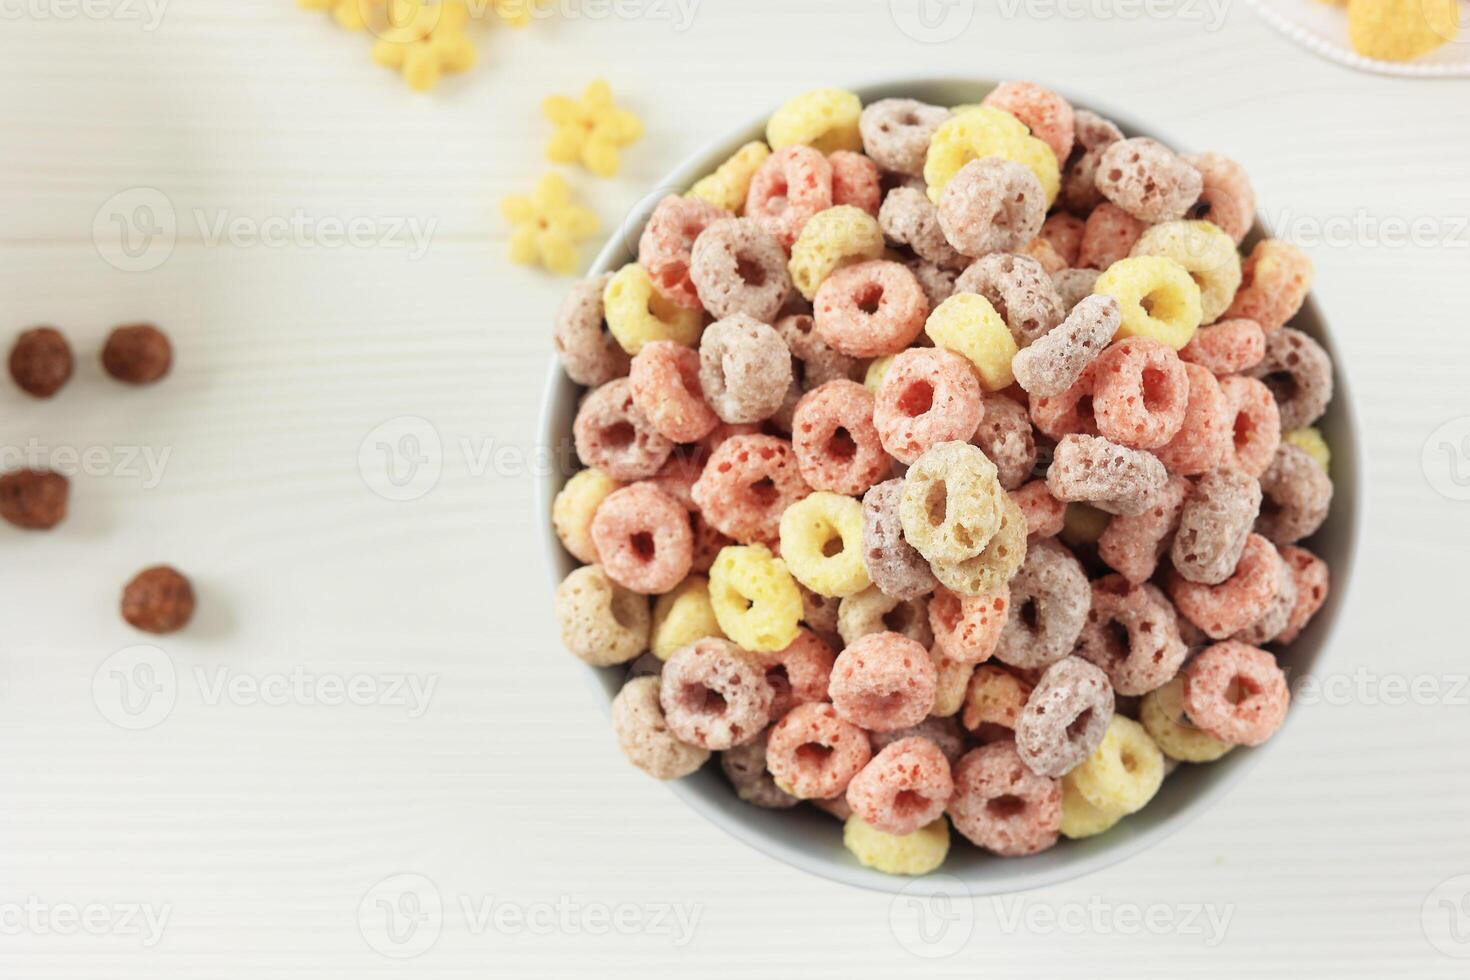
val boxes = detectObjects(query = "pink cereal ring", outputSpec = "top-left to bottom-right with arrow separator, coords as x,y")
929,584 -> 1011,665
874,348 -> 985,465
813,260 -> 930,358
1153,363 -> 1232,476
828,150 -> 882,216
590,484 -> 694,594
689,510 -> 732,574
1013,479 -> 1067,540
1218,375 -> 1282,479
846,736 -> 954,836
1014,656 -> 1115,776
766,701 -> 872,799
746,144 -> 835,250
1181,318 -> 1266,375
982,80 -> 1076,163
790,380 -> 889,496
690,433 -> 810,546
1029,361 -> 1099,439
948,742 -> 1062,856
1167,532 -> 1281,640
1184,152 -> 1256,245
1040,212 -> 1085,267
641,452 -> 701,511
659,638 -> 775,750
1276,545 -> 1329,644
1091,337 -> 1190,450
753,628 -> 836,720
1183,641 -> 1290,746
638,194 -> 731,310
573,378 -> 674,482
1098,474 -> 1190,584
1077,202 -> 1146,271
1225,240 -> 1312,331
829,631 -> 938,732
629,341 -> 719,443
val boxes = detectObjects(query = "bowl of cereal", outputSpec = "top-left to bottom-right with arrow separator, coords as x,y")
539,78 -> 1360,894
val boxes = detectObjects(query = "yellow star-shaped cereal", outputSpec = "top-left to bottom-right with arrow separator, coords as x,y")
501,174 -> 600,275
543,80 -> 645,178
371,0 -> 478,92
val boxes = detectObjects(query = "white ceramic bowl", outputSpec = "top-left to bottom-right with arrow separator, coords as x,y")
538,78 -> 1362,895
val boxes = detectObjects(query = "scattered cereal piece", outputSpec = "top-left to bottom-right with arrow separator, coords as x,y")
502,174 -> 599,275
612,676 -> 710,779
0,468 -> 69,530
8,327 -> 72,398
544,79 -> 645,177
102,323 -> 172,385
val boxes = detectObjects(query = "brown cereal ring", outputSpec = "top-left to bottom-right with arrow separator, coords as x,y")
929,584 -> 1010,665
880,186 -> 968,269
1060,108 -> 1123,216
1172,468 -> 1263,585
639,194 -> 732,310
1091,336 -> 1190,450
573,378 -> 674,481
722,727 -> 800,808
948,742 -> 1062,856
690,433 -> 810,546
972,393 -> 1038,490
838,586 -> 932,649
1040,212 -> 1085,267
612,676 -> 710,779
937,158 -> 1047,259
698,313 -> 795,424
1153,363 -> 1232,476
660,638 -> 774,750
961,664 -> 1032,740
1013,479 -> 1067,540
859,98 -> 951,177
846,736 -> 954,836
870,716 -> 967,765
1218,375 -> 1282,479
1011,294 -> 1118,399
994,540 -> 1090,670
1096,138 -> 1202,224
875,348 -> 985,465
1077,202 -> 1145,271
1182,641 -> 1289,746
954,252 -> 1067,348
1224,240 -> 1313,331
1276,545 -> 1329,644
554,272 -> 629,387
813,259 -> 930,358
555,564 -> 650,667
1076,576 -> 1190,696
1235,544 -> 1298,646
929,491 -> 1029,598
1046,434 -> 1168,517
799,583 -> 843,646
791,380 -> 889,496
1098,474 -> 1190,584
905,258 -> 962,309
1167,533 -> 1281,640
690,217 -> 792,323
1015,656 -> 1115,777
746,144 -> 835,250
1184,152 -> 1256,245
861,478 -> 939,601
776,312 -> 863,390
898,441 -> 1003,565
590,484 -> 694,595
983,81 -> 1075,163
629,341 -> 719,443
1249,327 -> 1334,431
829,631 -> 938,732
1181,318 -> 1267,376
753,628 -> 836,720
766,702 -> 872,799
829,150 -> 882,216
1256,445 -> 1333,545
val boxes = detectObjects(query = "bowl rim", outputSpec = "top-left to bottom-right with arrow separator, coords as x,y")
536,76 -> 1364,896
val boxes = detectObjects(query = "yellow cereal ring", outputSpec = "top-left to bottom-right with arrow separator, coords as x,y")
843,815 -> 950,876
778,492 -> 871,598
864,355 -> 894,393
1348,0 -> 1458,61
1069,715 -> 1165,815
924,106 -> 1060,207
1060,775 -> 1126,839
551,468 -> 622,564
789,206 -> 887,301
1140,677 -> 1235,763
924,293 -> 1019,391
931,649 -> 973,718
1060,503 -> 1111,547
709,544 -> 803,653
1093,256 -> 1202,350
650,575 -> 724,661
688,141 -> 772,214
603,263 -> 704,354
1284,427 -> 1331,472
767,88 -> 864,155
1131,220 -> 1242,325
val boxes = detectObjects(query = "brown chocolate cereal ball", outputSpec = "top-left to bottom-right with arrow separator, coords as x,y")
121,565 -> 196,634
0,468 -> 70,530
9,327 -> 74,398
102,323 -> 173,384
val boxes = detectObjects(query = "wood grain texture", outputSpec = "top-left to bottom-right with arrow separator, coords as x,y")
2,1 -> 1469,976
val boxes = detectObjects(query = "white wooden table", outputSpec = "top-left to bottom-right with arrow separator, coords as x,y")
2,2 -> 1469,976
